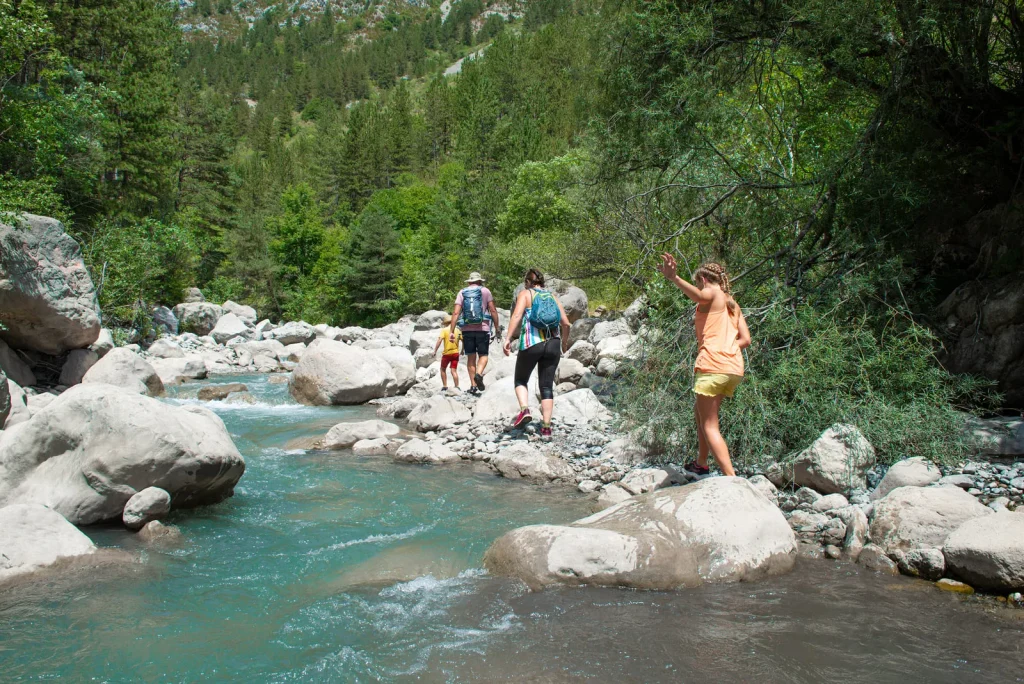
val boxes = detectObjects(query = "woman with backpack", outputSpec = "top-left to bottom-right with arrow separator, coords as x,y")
502,269 -> 571,440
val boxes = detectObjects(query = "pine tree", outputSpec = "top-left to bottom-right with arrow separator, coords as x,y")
342,208 -> 402,326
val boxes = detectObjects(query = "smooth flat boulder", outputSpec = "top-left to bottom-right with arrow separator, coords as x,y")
0,504 -> 97,582
0,383 -> 245,524
553,388 -> 610,424
869,485 -> 992,555
366,346 -> 417,395
81,347 -> 164,396
473,376 -> 540,421
289,339 -> 395,406
407,396 -> 471,432
393,439 -> 459,464
149,356 -> 207,386
172,302 -> 224,336
222,300 -> 257,325
871,457 -> 941,500
122,487 -> 171,531
264,321 -> 315,346
489,442 -> 573,484
943,511 -> 1024,591
58,349 -> 99,386
782,424 -> 876,494
323,420 -> 401,449
0,214 -> 101,355
210,312 -> 252,344
197,382 -> 247,402
485,477 -> 797,590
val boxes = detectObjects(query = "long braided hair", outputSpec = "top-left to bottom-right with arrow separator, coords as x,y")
694,262 -> 737,313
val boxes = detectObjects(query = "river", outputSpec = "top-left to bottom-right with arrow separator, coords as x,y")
1,375 -> 1022,682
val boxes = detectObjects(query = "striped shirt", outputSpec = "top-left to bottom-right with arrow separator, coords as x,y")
519,289 -> 559,351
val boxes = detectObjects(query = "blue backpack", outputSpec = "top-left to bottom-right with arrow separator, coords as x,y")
528,288 -> 561,331
458,287 -> 486,327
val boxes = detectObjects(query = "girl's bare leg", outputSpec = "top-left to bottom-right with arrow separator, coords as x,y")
694,401 -> 710,467
540,398 -> 553,424
514,384 -> 531,409
696,394 -> 735,476
451,369 -> 459,389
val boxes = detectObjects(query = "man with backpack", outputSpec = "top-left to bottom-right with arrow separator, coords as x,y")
448,271 -> 501,394
501,268 -> 572,441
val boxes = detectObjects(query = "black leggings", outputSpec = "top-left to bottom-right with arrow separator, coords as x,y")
514,337 -> 562,400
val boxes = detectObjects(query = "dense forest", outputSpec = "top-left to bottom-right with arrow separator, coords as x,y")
2,0 -> 1022,465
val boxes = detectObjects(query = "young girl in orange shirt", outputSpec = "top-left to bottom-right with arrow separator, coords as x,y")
657,254 -> 751,477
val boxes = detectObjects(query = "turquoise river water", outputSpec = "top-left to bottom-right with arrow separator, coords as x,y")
1,374 -> 1023,682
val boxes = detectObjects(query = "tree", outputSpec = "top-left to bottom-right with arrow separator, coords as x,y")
341,208 -> 402,325
268,183 -> 326,308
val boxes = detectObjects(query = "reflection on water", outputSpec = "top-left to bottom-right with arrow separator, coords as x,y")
0,374 -> 1022,682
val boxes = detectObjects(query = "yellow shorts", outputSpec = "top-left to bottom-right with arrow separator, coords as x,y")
693,372 -> 743,398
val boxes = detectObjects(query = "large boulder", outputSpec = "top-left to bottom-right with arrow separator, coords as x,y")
484,477 -> 796,590
152,306 -> 179,335
782,424 -> 876,494
595,334 -> 636,362
172,302 -> 224,336
148,337 -> 185,359
473,376 -> 540,421
221,300 -> 257,325
489,442 -> 574,484
149,356 -> 207,385
569,318 -> 600,346
0,504 -> 97,582
414,310 -> 448,331
512,279 -> 588,324
58,349 -> 99,386
182,287 -> 205,303
0,383 -> 245,525
553,388 -> 611,424
943,512 -> 1024,591
366,347 -> 417,395
588,319 -> 631,345
393,439 -> 459,464
0,214 -> 101,355
264,321 -> 316,346
289,339 -> 395,405
407,395 -> 472,432
122,487 -> 172,531
869,485 -> 992,555
0,339 -> 36,387
82,347 -> 164,396
409,330 -> 439,355
323,419 -> 401,449
555,358 -> 587,384
565,341 -> 597,367
871,457 -> 942,500
210,312 -> 253,344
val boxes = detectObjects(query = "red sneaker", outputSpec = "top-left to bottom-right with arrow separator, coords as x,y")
512,407 -> 532,429
540,425 -> 552,442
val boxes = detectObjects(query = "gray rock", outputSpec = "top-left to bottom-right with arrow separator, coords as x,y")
324,419 -> 401,449
366,346 -> 417,396
265,321 -> 316,346
182,287 -> 205,303
152,306 -> 179,335
59,349 -> 98,386
137,520 -> 184,545
197,383 -> 247,401
172,302 -> 224,336
892,548 -> 945,581
602,437 -> 647,466
0,214 -> 101,355
122,487 -> 172,530
578,479 -> 601,494
0,372 -> 9,428
785,424 -> 876,495
871,457 -> 941,500
408,395 -> 471,432
82,347 -> 165,396
857,544 -> 899,575
0,503 -> 97,581
221,301 -> 257,325
555,358 -> 588,384
869,485 -> 992,555
352,438 -> 391,456
0,383 -> 245,524
553,388 -> 611,424
414,310 -> 448,331
3,378 -> 29,428
0,339 -> 36,387
938,474 -> 975,489
210,312 -> 253,344
558,286 -> 589,324
596,357 -> 620,377
795,487 -> 823,506
839,506 -> 869,560
595,334 -> 636,362
622,296 -> 646,332
393,438 -> 458,464
569,318 -> 600,346
595,483 -> 633,509
943,511 -> 1024,591
566,340 -> 597,367
588,319 -> 631,345
747,475 -> 779,504
148,337 -> 185,359
485,477 -> 797,590
289,340 -> 395,405
618,468 -> 671,496
489,442 -> 574,483
90,328 -> 114,358
811,493 -> 850,513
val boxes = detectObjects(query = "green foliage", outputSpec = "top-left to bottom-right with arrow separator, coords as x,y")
341,208 -> 402,326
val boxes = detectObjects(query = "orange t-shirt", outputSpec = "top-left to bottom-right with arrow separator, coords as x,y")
694,304 -> 744,376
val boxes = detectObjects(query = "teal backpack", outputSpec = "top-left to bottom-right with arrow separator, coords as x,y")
528,289 -> 561,332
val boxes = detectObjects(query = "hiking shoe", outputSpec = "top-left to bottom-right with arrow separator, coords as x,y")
467,386 -> 479,396
684,461 -> 711,478
540,426 -> 552,442
475,373 -> 485,391
512,407 -> 532,429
